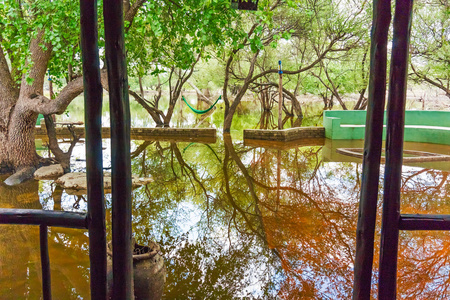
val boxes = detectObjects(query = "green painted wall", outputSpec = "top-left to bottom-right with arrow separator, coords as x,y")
36,114 -> 44,125
323,110 -> 450,145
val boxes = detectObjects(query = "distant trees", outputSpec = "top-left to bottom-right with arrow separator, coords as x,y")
219,0 -> 370,131
126,0 -> 239,127
410,0 -> 450,98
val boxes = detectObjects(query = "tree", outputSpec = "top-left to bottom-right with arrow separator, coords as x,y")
410,0 -> 450,98
309,44 -> 370,110
0,0 -> 145,184
221,0 -> 368,132
126,0 -> 239,127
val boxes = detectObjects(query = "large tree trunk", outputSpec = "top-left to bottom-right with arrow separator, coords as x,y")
1,102 -> 43,185
0,46 -> 19,167
1,31 -> 51,182
7,105 -> 40,168
0,2 -> 146,185
0,31 -> 84,184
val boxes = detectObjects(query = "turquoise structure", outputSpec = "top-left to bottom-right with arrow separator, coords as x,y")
36,114 -> 44,125
323,110 -> 450,145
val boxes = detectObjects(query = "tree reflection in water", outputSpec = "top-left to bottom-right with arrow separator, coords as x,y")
129,136 -> 449,299
0,137 -> 449,299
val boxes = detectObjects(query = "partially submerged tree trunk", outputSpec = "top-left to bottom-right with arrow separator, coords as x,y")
43,115 -> 80,173
1,32 -> 55,185
129,62 -> 199,128
0,3 -> 145,185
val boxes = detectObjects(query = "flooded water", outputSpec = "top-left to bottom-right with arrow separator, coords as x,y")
1,98 -> 449,299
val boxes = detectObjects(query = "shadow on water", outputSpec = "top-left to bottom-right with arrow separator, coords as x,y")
1,133 -> 450,298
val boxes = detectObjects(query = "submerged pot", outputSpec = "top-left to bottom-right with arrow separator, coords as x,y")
107,239 -> 166,300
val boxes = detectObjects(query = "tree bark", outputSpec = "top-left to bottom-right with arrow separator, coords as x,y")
44,115 -> 80,173
0,1 -> 148,184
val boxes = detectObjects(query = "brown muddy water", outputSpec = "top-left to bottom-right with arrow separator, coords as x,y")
1,94 -> 449,299
1,134 -> 449,299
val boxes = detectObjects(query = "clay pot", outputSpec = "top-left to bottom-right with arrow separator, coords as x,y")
107,239 -> 166,300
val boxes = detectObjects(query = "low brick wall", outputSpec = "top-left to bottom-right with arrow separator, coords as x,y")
243,127 -> 325,142
35,126 -> 217,143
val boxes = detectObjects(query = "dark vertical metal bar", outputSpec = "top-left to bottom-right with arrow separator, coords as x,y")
278,60 -> 283,130
103,1 -> 134,299
276,150 -> 281,210
40,225 -> 52,300
80,0 -> 107,299
378,0 -> 414,298
352,0 -> 391,298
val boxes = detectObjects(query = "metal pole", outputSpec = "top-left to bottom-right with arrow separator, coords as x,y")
276,150 -> 281,211
40,225 -> 52,300
378,0 -> 414,298
352,0 -> 391,298
103,0 -> 134,299
278,60 -> 283,130
48,72 -> 54,99
80,0 -> 107,298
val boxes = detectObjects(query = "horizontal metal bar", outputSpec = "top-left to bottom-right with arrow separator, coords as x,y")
400,214 -> 450,231
0,209 -> 88,229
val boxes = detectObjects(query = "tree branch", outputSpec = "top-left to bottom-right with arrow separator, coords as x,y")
24,75 -> 85,115
411,63 -> 450,97
125,0 -> 147,23
0,44 -> 19,103
129,89 -> 164,126
223,22 -> 259,110
249,36 -> 344,84
19,30 -> 53,96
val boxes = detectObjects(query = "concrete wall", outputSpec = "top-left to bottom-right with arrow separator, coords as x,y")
36,125 -> 217,143
244,127 -> 325,141
324,110 -> 450,145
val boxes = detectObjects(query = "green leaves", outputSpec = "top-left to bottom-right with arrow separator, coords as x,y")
0,0 -> 81,86
410,0 -> 450,94
124,0 -> 242,78
26,76 -> 34,86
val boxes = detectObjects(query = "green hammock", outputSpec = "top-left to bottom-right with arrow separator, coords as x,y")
182,95 -> 221,114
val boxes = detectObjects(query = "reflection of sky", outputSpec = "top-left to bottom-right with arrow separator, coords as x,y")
171,202 -> 202,238
39,180 -> 89,212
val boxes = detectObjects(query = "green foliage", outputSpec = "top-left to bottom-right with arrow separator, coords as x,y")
191,58 -> 225,90
126,0 -> 239,77
0,0 -> 81,86
410,0 -> 450,94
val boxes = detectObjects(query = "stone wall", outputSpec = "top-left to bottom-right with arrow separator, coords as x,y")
243,127 -> 325,142
36,124 -> 217,143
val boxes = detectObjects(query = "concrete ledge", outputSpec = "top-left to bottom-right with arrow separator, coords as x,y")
244,137 -> 324,150
336,148 -> 450,163
322,139 -> 450,171
35,126 -> 217,143
243,127 -> 325,142
323,110 -> 450,145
